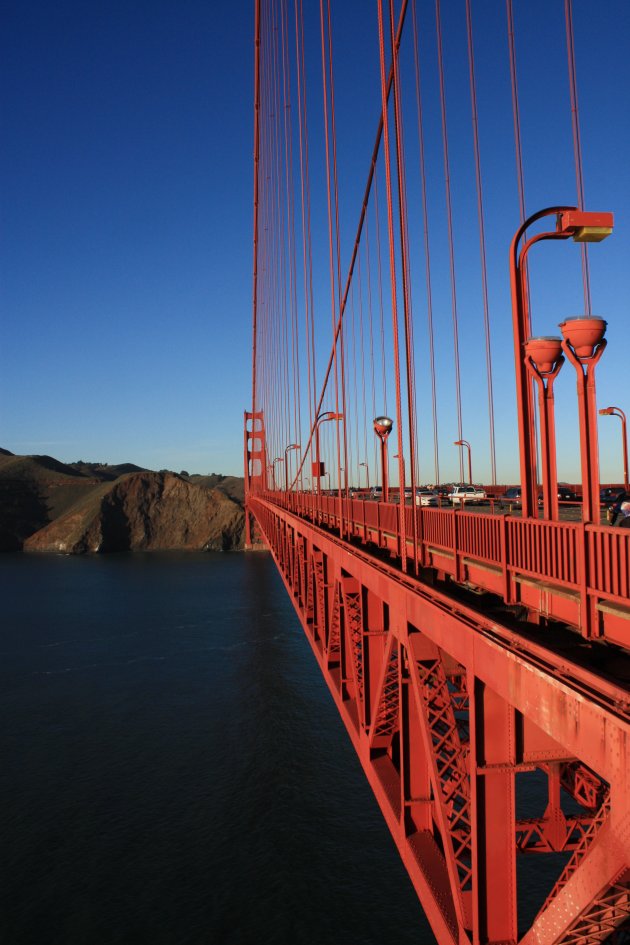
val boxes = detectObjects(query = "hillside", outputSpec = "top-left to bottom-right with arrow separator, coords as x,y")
24,472 -> 244,554
0,452 -> 99,550
0,449 -> 246,553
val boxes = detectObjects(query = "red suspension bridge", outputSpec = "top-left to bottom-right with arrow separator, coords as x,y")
244,2 -> 629,943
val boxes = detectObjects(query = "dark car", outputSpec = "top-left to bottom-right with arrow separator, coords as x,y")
556,485 -> 580,504
608,491 -> 630,526
498,487 -> 522,507
536,486 -> 580,505
601,487 -> 624,505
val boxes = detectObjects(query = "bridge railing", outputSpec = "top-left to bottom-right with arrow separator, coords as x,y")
256,491 -> 630,647
587,523 -> 630,600
506,517 -> 580,587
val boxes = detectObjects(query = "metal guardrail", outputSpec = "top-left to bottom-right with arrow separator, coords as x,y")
258,491 -> 630,643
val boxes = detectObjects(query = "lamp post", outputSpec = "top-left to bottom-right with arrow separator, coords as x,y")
524,337 -> 564,519
453,439 -> 473,485
359,462 -> 370,491
284,443 -> 301,491
314,411 -> 344,497
373,416 -> 393,502
393,454 -> 406,503
272,457 -> 284,491
509,206 -> 613,517
560,317 -> 607,523
599,407 -> 629,490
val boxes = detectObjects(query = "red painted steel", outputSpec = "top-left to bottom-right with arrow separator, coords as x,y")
255,488 -> 630,649
599,407 -> 629,491
248,6 -> 628,942
246,492 -> 630,945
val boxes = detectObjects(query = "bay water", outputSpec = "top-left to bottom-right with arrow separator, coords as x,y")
1,552 -> 434,945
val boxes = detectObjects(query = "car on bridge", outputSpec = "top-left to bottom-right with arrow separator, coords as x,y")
448,484 -> 487,506
415,489 -> 438,507
498,487 -> 522,507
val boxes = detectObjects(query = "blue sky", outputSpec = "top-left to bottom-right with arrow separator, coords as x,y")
1,2 -> 628,481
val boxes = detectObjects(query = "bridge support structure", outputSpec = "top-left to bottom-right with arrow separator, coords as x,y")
249,495 -> 630,945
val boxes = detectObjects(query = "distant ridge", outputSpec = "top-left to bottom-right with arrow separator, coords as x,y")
0,448 -> 245,554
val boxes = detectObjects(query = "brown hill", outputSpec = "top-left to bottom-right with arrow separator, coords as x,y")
0,453 -> 98,550
23,471 -> 244,554
189,473 -> 245,503
68,460 -> 150,481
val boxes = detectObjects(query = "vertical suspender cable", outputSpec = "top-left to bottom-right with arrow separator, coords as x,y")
319,0 -> 345,529
388,0 -> 419,568
465,0 -> 497,486
374,175 -> 388,418
411,0 -> 439,486
324,0 -> 351,523
294,0 -> 318,470
377,0 -> 408,573
507,0 -> 538,491
506,1 -> 527,237
280,0 -> 302,464
286,6 -> 406,491
435,0 -> 464,483
564,0 -> 591,316
365,213 -> 380,483
251,0 -> 262,431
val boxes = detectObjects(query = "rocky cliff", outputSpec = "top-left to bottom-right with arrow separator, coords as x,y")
22,471 -> 245,554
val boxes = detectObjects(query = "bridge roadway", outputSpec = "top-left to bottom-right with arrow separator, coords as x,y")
248,491 -> 630,945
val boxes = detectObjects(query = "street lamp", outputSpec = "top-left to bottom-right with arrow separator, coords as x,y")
509,206 -> 613,517
272,456 -> 284,491
314,411 -> 344,497
524,337 -> 564,519
284,443 -> 301,491
453,439 -> 473,485
359,461 -> 370,491
599,406 -> 629,490
373,416 -> 393,502
559,317 -> 607,523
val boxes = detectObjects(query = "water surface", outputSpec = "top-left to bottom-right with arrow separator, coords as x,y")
1,552 -> 432,945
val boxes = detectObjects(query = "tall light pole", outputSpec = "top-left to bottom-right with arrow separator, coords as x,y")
560,317 -> 607,523
509,206 -> 613,517
524,337 -> 564,519
284,443 -> 301,491
453,439 -> 473,485
314,411 -> 344,497
373,416 -> 393,502
359,462 -> 370,491
272,457 -> 284,490
599,406 -> 629,490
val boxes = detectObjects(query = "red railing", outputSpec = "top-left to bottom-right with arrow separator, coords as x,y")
587,524 -> 630,599
259,491 -> 630,646
506,518 -> 579,586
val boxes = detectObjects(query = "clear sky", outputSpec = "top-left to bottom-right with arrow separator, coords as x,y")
2,2 -> 629,481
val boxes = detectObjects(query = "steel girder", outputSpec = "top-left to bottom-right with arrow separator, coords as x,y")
249,498 -> 630,945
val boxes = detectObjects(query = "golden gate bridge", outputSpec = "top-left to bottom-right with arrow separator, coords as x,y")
244,2 -> 629,942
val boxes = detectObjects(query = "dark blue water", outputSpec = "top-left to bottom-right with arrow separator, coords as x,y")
1,552 -> 435,945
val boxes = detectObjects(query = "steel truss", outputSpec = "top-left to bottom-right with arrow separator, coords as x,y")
249,496 -> 630,945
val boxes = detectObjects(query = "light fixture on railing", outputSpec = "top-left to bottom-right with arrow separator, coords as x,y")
373,416 -> 393,502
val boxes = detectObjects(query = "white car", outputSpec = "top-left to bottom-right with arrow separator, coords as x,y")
448,485 -> 487,506
416,489 -> 438,507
